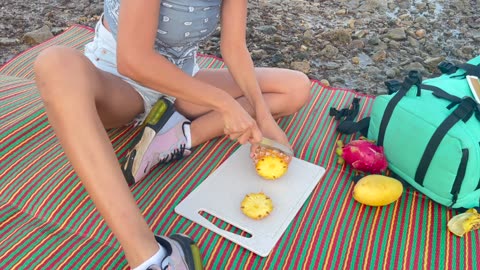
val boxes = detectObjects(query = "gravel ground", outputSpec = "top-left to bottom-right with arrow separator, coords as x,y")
1,0 -> 479,95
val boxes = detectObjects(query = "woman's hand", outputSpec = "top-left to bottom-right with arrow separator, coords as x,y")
257,113 -> 292,150
220,100 -> 262,145
249,112 -> 293,161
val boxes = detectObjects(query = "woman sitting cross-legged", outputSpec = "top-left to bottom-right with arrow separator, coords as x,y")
33,0 -> 311,269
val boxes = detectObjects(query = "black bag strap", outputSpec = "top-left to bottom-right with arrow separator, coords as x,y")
330,98 -> 370,136
422,84 -> 480,121
438,61 -> 458,74
437,60 -> 480,77
377,70 -> 422,146
329,97 -> 360,121
456,63 -> 480,77
423,84 -> 463,104
384,80 -> 403,94
415,97 -> 478,185
449,149 -> 469,207
336,117 -> 370,137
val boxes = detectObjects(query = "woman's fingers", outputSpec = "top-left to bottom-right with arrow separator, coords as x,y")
249,124 -> 262,144
223,113 -> 262,145
228,132 -> 242,141
236,130 -> 253,145
226,127 -> 261,145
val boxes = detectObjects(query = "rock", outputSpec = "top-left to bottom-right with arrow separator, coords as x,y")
415,3 -> 427,10
389,40 -> 401,49
415,29 -> 426,39
386,68 -> 397,79
353,30 -> 367,39
348,19 -> 356,29
291,61 -> 310,74
23,25 -> 53,45
0,38 -> 19,46
358,52 -> 374,67
321,44 -> 339,59
331,76 -> 346,84
66,3 -> 76,9
362,0 -> 387,11
424,57 -> 445,69
322,62 -> 341,70
352,57 -> 360,65
414,16 -> 428,25
256,25 -> 277,35
303,29 -> 315,40
408,37 -> 419,48
473,31 -> 480,42
272,34 -> 281,42
399,14 -> 411,21
271,53 -> 284,64
321,29 -> 352,45
365,66 -> 382,77
336,9 -> 347,15
372,50 -> 387,62
404,62 -> 426,73
251,49 -> 266,60
386,28 -> 407,41
350,39 -> 365,49
374,42 -> 388,51
462,46 -> 475,55
367,36 -> 381,45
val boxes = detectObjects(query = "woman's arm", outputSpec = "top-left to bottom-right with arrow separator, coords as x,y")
219,0 -> 271,121
116,0 -> 231,112
115,0 -> 261,144
220,0 -> 292,148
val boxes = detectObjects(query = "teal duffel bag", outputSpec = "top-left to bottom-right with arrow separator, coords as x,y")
332,56 -> 480,209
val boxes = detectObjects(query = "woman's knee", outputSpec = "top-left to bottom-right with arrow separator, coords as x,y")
34,46 -> 94,102
282,70 -> 311,114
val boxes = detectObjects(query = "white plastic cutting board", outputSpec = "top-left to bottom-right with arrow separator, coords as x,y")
175,144 -> 325,257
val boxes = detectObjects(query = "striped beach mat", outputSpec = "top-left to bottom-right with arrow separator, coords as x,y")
0,25 -> 478,270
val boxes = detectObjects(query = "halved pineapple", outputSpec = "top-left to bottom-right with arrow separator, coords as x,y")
241,192 -> 274,220
254,146 -> 290,180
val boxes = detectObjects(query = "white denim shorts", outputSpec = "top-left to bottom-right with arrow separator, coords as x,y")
84,18 -> 200,124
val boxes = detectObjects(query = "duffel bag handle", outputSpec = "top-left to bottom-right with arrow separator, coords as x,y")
402,70 -> 423,96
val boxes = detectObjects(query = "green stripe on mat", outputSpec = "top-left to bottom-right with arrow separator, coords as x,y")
0,25 -> 479,270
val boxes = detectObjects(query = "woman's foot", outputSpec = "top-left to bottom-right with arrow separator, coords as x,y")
146,234 -> 203,270
122,98 -> 192,185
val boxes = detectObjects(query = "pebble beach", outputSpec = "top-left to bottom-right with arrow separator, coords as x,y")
1,0 -> 479,95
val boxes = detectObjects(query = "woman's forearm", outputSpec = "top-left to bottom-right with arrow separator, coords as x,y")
118,51 -> 235,114
221,44 -> 271,120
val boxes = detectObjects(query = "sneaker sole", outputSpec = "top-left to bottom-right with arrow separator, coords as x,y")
122,98 -> 176,185
169,234 -> 204,270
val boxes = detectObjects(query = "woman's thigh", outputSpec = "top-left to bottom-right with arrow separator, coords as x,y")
34,46 -> 145,129
175,67 -> 311,119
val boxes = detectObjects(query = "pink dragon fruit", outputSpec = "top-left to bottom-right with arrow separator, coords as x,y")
335,137 -> 388,174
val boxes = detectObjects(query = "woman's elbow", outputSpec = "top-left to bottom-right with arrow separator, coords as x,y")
117,53 -> 137,78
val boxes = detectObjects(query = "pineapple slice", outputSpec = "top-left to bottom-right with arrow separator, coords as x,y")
241,193 -> 274,220
254,147 -> 290,180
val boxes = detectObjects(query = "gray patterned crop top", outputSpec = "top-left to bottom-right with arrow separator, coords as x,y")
104,0 -> 221,76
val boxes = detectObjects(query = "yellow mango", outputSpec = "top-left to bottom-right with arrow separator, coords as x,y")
353,175 -> 403,206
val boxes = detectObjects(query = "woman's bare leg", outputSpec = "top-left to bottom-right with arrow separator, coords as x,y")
176,67 -> 311,146
34,46 -> 159,267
